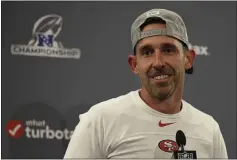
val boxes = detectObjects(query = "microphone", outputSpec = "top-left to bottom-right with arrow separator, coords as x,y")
173,130 -> 197,159
176,130 -> 186,151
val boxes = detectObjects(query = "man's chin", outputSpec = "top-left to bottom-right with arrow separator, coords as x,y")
152,91 -> 171,100
148,86 -> 175,100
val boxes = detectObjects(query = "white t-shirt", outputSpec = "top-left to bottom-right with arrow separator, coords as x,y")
64,90 -> 228,158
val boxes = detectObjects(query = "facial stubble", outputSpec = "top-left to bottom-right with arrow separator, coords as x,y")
142,68 -> 180,101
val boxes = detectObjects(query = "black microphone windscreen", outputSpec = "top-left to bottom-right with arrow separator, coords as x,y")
176,130 -> 186,147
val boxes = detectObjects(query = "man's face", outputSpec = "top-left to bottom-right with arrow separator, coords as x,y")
129,23 -> 193,100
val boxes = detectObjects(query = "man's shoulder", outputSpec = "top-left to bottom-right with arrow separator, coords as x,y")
183,100 -> 219,127
86,90 -> 138,117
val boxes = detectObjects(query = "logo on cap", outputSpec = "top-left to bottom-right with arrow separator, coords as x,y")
146,11 -> 160,17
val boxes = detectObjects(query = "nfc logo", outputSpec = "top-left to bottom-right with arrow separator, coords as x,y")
11,14 -> 81,59
37,34 -> 53,47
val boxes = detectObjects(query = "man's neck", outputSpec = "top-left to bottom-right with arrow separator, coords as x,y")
139,87 -> 182,114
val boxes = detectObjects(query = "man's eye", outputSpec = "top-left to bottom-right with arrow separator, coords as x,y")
161,46 -> 177,54
142,49 -> 154,56
163,47 -> 174,53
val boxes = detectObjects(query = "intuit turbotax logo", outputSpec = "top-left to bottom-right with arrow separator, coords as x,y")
11,14 -> 81,59
6,119 -> 74,140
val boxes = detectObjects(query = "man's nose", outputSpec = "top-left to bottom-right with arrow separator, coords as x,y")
153,50 -> 165,68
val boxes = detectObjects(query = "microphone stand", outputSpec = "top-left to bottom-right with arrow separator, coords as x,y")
171,145 -> 184,159
180,145 -> 184,152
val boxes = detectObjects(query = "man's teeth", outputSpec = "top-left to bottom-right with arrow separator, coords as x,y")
154,75 -> 169,80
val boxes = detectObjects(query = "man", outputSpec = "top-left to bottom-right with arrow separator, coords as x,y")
64,9 -> 228,158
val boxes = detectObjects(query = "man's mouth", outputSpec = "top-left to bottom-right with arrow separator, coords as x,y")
149,74 -> 173,84
153,74 -> 169,80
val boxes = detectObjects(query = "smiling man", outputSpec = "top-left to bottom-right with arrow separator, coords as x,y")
64,9 -> 228,159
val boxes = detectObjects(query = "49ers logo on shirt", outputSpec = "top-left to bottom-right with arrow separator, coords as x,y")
158,139 -> 178,152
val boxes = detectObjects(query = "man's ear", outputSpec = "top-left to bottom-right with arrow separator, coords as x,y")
128,54 -> 139,75
185,49 -> 196,70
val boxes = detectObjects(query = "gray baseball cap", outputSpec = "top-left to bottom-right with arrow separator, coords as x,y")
131,8 -> 193,74
131,8 -> 189,49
